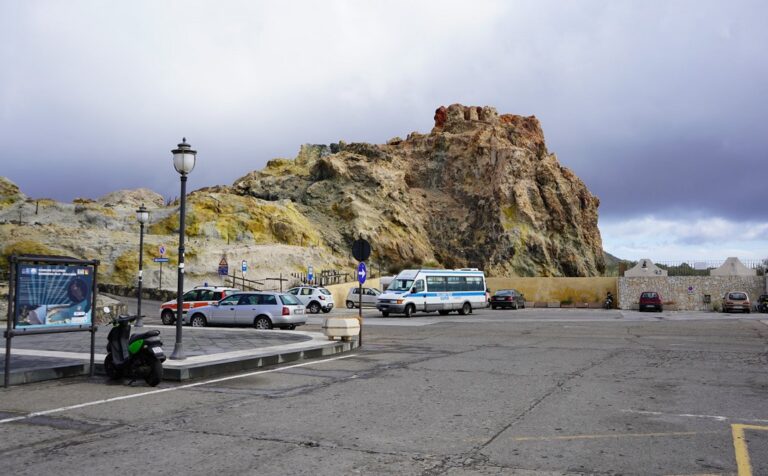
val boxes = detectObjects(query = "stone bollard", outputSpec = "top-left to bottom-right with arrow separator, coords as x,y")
322,317 -> 360,342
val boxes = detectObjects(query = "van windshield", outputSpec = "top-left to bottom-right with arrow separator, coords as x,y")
387,279 -> 414,292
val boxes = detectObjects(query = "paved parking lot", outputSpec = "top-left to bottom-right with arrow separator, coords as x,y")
1,307 -> 767,475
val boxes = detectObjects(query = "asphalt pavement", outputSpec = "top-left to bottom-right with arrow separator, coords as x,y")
1,307 -> 767,475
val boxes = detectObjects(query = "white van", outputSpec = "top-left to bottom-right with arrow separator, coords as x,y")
376,269 -> 487,318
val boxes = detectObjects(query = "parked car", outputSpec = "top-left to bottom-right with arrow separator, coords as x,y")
160,285 -> 240,325
287,286 -> 335,313
722,291 -> 751,313
638,291 -> 663,312
186,291 -> 306,329
755,294 -> 768,313
490,289 -> 525,310
346,287 -> 382,308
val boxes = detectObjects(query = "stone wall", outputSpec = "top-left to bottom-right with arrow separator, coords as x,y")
486,277 -> 617,304
618,276 -> 765,311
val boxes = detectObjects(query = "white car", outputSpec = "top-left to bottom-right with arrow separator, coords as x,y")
287,286 -> 335,314
346,287 -> 382,308
186,292 -> 306,330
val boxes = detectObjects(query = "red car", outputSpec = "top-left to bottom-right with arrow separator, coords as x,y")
639,291 -> 662,312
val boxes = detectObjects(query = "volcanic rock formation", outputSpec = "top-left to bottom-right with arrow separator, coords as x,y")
0,104 -> 605,285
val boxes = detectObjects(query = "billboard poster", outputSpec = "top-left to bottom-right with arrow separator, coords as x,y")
14,264 -> 93,328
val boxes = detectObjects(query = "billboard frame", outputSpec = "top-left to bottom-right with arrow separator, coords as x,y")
4,254 -> 100,388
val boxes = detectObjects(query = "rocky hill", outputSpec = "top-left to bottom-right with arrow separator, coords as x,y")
0,104 -> 604,287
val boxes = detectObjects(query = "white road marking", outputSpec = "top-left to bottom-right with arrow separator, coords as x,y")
622,409 -> 768,423
0,354 -> 356,425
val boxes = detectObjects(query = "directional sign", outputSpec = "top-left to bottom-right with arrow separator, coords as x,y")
218,257 -> 229,276
357,262 -> 367,284
307,265 -> 314,282
153,257 -> 169,263
159,245 -> 166,256
241,260 -> 247,273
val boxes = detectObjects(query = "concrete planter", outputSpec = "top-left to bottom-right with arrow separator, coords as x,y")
323,317 -> 360,342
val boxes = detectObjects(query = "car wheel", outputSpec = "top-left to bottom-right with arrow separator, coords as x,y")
512,302 -> 518,310
382,311 -> 389,317
161,310 -> 175,325
746,308 -> 751,314
490,305 -> 496,310
254,316 -> 272,329
190,314 -> 207,327
286,324 -> 296,330
308,302 -> 321,314
404,304 -> 415,318
321,307 -> 331,313
346,301 -> 355,309
458,302 -> 471,316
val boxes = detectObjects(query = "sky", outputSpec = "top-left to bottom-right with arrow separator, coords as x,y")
1,1 -> 767,262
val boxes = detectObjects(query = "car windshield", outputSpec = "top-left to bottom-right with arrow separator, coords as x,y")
729,292 -> 747,300
641,292 -> 658,298
388,279 -> 414,292
280,294 -> 300,305
495,290 -> 513,296
319,288 -> 332,295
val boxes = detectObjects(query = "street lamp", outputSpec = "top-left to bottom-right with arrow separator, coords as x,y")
135,204 -> 149,327
170,138 -> 196,360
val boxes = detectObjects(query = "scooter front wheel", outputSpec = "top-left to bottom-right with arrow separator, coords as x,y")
104,353 -> 121,380
145,359 -> 163,387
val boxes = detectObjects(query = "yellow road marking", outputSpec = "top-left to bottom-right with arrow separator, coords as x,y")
510,430 -> 719,442
732,423 -> 768,476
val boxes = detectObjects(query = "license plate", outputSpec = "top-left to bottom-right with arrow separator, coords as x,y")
151,347 -> 163,355
295,308 -> 304,314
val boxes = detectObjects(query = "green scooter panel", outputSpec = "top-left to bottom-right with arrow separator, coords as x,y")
128,339 -> 144,355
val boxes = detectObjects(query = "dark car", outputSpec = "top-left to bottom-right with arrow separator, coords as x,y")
490,289 -> 525,310
638,291 -> 663,312
756,294 -> 768,313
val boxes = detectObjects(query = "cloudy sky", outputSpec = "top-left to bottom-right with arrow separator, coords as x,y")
1,1 -> 766,262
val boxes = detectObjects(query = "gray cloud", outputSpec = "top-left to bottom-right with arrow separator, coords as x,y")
1,0 -> 766,234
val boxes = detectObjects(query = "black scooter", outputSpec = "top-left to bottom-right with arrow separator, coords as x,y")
604,294 -> 614,309
103,308 -> 165,386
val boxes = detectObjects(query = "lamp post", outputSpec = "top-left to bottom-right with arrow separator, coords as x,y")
135,204 -> 149,327
169,138 -> 196,360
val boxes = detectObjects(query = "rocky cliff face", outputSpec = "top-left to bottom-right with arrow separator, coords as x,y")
234,104 -> 604,276
0,104 -> 604,286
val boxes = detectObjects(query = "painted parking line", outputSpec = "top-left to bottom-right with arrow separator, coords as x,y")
0,353 -> 356,425
732,424 -> 768,476
622,409 -> 768,424
510,430 -> 721,442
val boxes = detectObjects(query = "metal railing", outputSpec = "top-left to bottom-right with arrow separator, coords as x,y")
617,259 -> 766,276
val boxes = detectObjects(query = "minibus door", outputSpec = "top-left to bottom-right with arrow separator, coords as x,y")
410,279 -> 427,312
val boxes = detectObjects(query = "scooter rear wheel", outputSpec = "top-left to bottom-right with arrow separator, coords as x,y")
104,353 -> 121,380
145,359 -> 163,387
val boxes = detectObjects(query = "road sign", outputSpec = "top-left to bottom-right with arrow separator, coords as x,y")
357,262 -> 367,284
352,238 -> 371,262
159,245 -> 166,256
153,257 -> 169,263
307,265 -> 314,282
218,257 -> 228,276
241,260 -> 247,273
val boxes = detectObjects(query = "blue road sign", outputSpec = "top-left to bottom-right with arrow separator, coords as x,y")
153,257 -> 169,263
308,265 -> 314,282
159,245 -> 166,256
241,260 -> 247,273
357,262 -> 367,284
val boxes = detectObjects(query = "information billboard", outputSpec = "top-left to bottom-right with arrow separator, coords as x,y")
14,264 -> 94,328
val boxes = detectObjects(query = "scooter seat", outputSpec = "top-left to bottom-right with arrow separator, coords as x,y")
129,330 -> 161,344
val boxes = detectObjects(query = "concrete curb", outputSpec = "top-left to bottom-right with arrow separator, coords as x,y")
2,330 -> 358,385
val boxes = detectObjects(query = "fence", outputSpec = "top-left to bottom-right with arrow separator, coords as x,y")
617,259 -> 766,277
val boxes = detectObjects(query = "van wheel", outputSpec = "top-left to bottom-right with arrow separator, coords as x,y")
459,302 -> 471,315
161,310 -> 175,325
190,314 -> 207,327
346,301 -> 355,309
404,304 -> 415,318
308,302 -> 321,314
382,311 -> 390,317
254,316 -> 272,329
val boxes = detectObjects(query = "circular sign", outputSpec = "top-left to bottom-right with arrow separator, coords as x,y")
357,262 -> 367,284
159,245 -> 166,256
352,238 -> 371,262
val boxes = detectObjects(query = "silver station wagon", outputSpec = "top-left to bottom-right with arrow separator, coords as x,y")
186,291 -> 306,330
